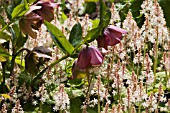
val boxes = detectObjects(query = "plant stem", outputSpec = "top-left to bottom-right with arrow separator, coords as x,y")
31,54 -> 69,86
9,48 -> 30,77
153,27 -> 159,77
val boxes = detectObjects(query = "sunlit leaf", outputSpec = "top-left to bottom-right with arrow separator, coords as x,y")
44,20 -> 74,55
11,0 -> 29,19
1,94 -> 10,99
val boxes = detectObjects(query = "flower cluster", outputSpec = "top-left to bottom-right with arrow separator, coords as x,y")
53,84 -> 70,112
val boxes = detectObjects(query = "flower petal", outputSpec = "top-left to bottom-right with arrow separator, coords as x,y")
90,47 -> 103,66
77,47 -> 91,69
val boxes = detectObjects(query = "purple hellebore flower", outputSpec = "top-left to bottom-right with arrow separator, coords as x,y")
19,0 -> 58,38
19,12 -> 43,39
32,0 -> 59,22
77,46 -> 104,69
97,25 -> 127,49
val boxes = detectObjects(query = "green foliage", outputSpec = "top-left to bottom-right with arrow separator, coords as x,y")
44,20 -> 75,55
69,23 -> 83,47
0,45 -> 10,62
11,0 -> 29,19
70,97 -> 82,113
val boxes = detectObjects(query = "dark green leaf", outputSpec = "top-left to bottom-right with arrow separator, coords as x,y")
44,20 -> 74,55
84,2 -> 96,14
0,15 -> 6,27
99,0 -> 106,25
84,23 -> 104,43
159,0 -> 170,27
15,35 -> 28,53
70,97 -> 82,113
11,23 -> 28,53
103,11 -> 111,28
69,23 -> 83,47
11,0 -> 29,19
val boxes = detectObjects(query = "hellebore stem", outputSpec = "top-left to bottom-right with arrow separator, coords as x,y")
31,54 -> 69,86
10,48 -> 30,77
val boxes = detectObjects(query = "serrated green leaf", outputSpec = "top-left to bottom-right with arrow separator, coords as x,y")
11,0 -> 29,19
44,20 -> 74,55
69,23 -> 83,47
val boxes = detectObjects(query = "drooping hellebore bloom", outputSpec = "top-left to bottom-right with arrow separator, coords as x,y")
71,46 -> 104,79
32,0 -> 59,22
97,25 -> 127,49
77,46 -> 104,69
19,0 -> 58,38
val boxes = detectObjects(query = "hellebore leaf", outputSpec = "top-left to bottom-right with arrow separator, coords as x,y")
0,32 -> 11,44
70,97 -> 82,113
103,11 -> 111,28
0,15 -> 6,28
0,45 -> 11,62
84,23 -> 104,43
44,20 -> 74,55
99,0 -> 106,25
11,0 -> 29,19
69,23 -> 83,47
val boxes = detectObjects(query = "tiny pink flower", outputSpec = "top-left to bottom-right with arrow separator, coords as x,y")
97,25 -> 127,49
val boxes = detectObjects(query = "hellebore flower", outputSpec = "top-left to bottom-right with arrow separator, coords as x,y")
32,0 -> 59,22
19,12 -> 43,39
77,46 -> 104,69
97,25 -> 127,49
19,0 -> 58,38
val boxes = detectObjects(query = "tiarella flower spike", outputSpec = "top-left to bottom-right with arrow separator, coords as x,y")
97,25 -> 127,49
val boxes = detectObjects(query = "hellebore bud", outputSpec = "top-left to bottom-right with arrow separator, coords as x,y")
97,25 -> 127,49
